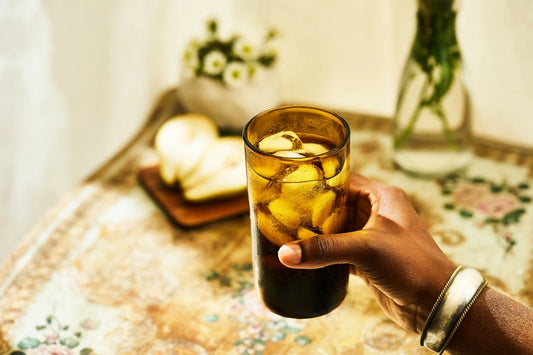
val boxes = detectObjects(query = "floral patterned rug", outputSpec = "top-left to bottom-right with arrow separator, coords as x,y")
0,91 -> 532,355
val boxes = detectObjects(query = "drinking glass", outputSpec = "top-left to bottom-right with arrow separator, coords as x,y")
243,105 -> 351,318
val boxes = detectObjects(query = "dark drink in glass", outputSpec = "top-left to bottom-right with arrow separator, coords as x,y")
243,106 -> 351,318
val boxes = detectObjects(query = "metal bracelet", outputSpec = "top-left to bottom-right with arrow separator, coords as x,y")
421,266 -> 488,354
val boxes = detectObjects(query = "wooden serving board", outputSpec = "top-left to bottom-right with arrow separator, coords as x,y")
137,165 -> 250,227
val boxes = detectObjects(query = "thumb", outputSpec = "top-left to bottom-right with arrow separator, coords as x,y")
278,231 -> 371,269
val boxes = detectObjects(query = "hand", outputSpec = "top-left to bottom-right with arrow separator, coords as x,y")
278,173 -> 456,333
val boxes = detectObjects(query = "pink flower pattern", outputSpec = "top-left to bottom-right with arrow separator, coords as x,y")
26,344 -> 74,355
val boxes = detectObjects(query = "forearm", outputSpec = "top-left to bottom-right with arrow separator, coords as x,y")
446,287 -> 533,355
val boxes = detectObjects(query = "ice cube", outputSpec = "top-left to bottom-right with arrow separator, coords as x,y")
280,164 -> 322,196
297,227 -> 316,240
311,190 -> 336,228
327,159 -> 349,187
268,198 -> 302,229
273,150 -> 305,158
257,131 -> 303,153
321,208 -> 348,234
257,209 -> 294,246
298,143 -> 329,156
282,164 -> 321,183
321,156 -> 343,179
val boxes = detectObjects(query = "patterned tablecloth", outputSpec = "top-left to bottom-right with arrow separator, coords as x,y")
1,90 -> 532,355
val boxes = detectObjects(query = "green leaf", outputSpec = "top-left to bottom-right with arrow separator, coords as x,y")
204,314 -> 219,322
459,209 -> 473,218
484,217 -> 500,224
10,351 -> 25,355
502,208 -> 526,224
17,337 -> 41,349
80,348 -> 94,355
490,183 -> 505,193
283,326 -> 301,334
35,325 -> 47,331
294,335 -> 312,346
443,203 -> 455,210
518,182 -> 529,189
471,177 -> 485,183
60,337 -> 80,348
203,270 -> 219,281
520,196 -> 531,203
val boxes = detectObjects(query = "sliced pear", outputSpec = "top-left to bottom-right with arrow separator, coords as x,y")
154,113 -> 219,185
257,131 -> 303,153
182,136 -> 247,202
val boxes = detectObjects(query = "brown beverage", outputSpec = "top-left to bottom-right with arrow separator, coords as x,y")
243,106 -> 351,318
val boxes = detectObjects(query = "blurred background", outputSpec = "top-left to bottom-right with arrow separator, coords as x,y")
1,0 -> 532,263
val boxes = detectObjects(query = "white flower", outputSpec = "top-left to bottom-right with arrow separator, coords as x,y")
203,50 -> 227,75
233,38 -> 256,61
223,61 -> 248,88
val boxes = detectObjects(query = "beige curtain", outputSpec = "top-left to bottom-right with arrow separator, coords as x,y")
1,0 -> 532,262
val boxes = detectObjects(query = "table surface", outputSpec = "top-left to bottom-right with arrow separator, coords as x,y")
1,90 -> 533,355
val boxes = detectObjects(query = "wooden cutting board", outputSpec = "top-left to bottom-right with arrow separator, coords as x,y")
138,165 -> 250,227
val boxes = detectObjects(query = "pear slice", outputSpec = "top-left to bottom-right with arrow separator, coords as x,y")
182,136 -> 247,202
154,113 -> 219,186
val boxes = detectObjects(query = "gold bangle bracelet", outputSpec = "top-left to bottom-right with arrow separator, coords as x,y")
420,266 -> 487,354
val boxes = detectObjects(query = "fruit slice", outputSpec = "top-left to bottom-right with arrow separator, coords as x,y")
182,137 -> 247,202
154,114 -> 219,185
257,131 -> 303,153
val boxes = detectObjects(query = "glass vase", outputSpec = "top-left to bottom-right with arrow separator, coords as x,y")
392,0 -> 472,177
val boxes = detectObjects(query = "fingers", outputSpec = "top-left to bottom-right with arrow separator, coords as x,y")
279,231 -> 373,269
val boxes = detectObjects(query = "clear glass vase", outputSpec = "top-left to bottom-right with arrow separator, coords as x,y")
392,0 -> 472,177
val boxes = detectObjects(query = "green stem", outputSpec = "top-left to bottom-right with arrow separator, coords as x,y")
394,76 -> 430,149
431,103 -> 458,149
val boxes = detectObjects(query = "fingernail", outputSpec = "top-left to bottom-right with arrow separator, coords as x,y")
278,244 -> 302,265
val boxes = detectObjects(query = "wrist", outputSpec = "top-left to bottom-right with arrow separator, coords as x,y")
420,266 -> 488,354
414,260 -> 457,334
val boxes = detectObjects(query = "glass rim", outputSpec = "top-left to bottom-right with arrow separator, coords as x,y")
242,105 -> 351,161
